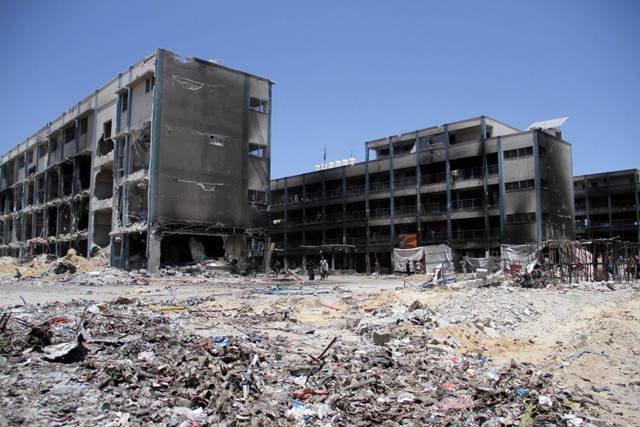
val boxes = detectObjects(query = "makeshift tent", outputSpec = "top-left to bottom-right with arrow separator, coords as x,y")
463,256 -> 496,273
500,244 -> 543,274
424,244 -> 455,275
394,244 -> 456,275
393,247 -> 424,273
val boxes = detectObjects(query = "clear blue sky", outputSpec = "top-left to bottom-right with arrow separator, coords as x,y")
0,0 -> 638,179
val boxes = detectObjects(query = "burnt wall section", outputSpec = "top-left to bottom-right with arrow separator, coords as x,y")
500,132 -> 539,244
146,50 -> 272,273
540,132 -> 575,241
155,53 -> 260,226
0,45 -> 278,269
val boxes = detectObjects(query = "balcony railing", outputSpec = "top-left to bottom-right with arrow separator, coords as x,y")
424,201 -> 447,213
422,172 -> 446,185
452,197 -> 482,211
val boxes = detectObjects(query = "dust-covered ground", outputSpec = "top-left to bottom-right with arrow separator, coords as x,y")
0,254 -> 639,426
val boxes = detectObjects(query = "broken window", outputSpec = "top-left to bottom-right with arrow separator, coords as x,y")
48,171 -> 59,200
248,190 -> 267,204
98,137 -> 114,156
127,185 -> 148,223
47,208 -> 57,237
249,143 -> 266,157
27,151 -> 34,164
36,177 -> 45,204
209,135 -> 225,147
78,156 -> 91,190
130,136 -> 151,173
93,211 -> 111,247
94,170 -> 113,200
249,97 -> 268,113
61,163 -> 73,196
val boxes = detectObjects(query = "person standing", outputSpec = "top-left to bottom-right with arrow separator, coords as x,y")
307,261 -> 315,281
320,256 -> 329,279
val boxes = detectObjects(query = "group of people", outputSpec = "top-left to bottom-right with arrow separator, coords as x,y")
307,256 -> 330,280
273,257 -> 330,280
405,259 -> 424,275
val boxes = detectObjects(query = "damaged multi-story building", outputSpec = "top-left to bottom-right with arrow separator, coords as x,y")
270,116 -> 575,272
574,169 -> 640,243
0,49 -> 273,273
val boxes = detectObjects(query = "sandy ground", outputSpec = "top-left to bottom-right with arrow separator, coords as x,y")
1,265 -> 639,425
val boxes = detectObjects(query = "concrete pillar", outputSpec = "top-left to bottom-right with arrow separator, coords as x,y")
497,136 -> 505,238
445,125 -> 452,241
388,136 -> 395,245
365,252 -> 371,275
533,130 -> 543,243
415,131 -> 422,242
147,229 -> 161,273
264,236 -> 272,274
331,248 -> 336,271
238,233 -> 247,274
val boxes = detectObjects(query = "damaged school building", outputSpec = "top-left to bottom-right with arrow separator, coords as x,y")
270,116 -> 578,273
0,49 -> 273,273
1,49 -> 637,275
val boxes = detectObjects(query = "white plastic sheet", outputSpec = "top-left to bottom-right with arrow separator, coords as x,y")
463,256 -> 495,273
500,244 -> 542,274
424,244 -> 455,275
393,247 -> 424,272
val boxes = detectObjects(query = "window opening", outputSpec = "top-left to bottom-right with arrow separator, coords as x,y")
249,143 -> 266,157
103,120 -> 112,139
506,212 -> 536,223
505,179 -> 535,191
80,117 -> 88,135
145,76 -> 155,93
248,190 -> 267,204
249,97 -> 268,112
64,125 -> 76,143
121,92 -> 128,112
503,146 -> 533,159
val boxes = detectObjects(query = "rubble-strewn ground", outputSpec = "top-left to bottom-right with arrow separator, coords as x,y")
0,255 -> 639,426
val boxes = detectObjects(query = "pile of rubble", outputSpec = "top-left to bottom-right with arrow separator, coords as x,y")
2,284 -> 629,426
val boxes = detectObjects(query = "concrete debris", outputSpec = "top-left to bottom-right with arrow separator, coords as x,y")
0,264 -> 638,425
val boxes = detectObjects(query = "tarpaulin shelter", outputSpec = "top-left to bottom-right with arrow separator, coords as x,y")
393,247 -> 424,273
393,244 -> 455,275
500,244 -> 543,274
463,256 -> 496,273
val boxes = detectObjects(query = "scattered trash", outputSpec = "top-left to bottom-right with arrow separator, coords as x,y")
0,257 -> 637,425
